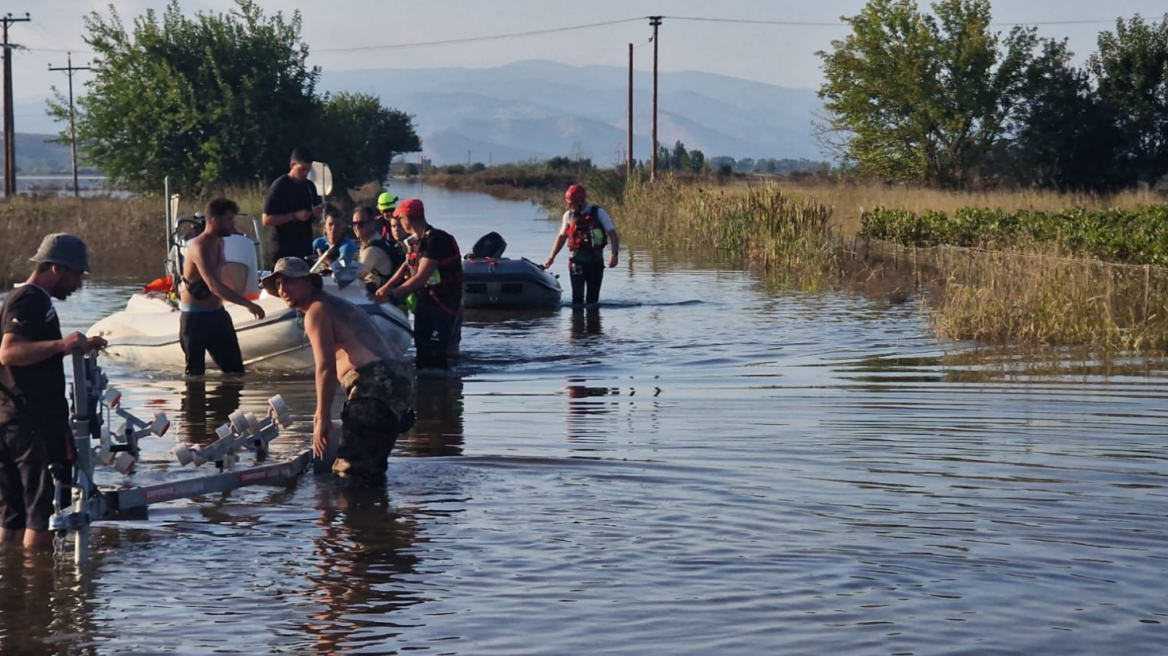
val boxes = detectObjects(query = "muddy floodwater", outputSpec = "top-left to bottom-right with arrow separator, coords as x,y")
1,183 -> 1166,655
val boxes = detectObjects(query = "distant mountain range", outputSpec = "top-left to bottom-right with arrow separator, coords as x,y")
321,60 -> 824,165
13,59 -> 825,168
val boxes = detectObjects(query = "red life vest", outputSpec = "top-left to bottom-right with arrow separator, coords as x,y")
566,205 -> 608,258
406,228 -> 464,315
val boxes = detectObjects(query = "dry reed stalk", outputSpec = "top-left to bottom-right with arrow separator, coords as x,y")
1,187 -> 270,287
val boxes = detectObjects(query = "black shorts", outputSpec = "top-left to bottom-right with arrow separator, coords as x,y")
180,307 -> 244,376
0,423 -> 69,531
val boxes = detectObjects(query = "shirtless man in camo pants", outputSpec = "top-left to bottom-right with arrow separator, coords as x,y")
262,258 -> 415,479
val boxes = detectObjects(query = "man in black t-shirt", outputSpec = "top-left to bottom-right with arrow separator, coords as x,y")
262,146 -> 322,267
374,199 -> 464,369
0,234 -> 105,550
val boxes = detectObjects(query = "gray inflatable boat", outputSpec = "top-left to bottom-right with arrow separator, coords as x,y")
462,232 -> 563,310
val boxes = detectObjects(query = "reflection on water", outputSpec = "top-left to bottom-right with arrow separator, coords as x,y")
399,376 -> 465,457
569,305 -> 602,339
304,483 -> 424,655
181,379 -> 245,444
2,184 -> 1167,655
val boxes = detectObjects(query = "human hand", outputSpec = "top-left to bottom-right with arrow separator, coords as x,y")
313,414 -> 331,456
88,336 -> 108,352
543,257 -> 554,269
60,332 -> 89,354
247,302 -> 266,320
608,252 -> 619,268
296,209 -> 312,222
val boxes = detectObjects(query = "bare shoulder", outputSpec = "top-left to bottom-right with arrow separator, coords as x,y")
187,233 -> 208,259
319,293 -> 362,317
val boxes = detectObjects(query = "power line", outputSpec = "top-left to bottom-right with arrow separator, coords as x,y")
27,47 -> 92,54
315,17 -> 647,54
664,15 -> 1135,28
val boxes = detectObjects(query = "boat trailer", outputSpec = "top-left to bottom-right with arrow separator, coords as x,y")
48,351 -> 315,566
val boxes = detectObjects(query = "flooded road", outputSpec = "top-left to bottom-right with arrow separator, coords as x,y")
2,182 -> 1166,655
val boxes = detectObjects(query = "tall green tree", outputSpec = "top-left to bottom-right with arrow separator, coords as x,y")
315,92 -> 421,193
1088,14 -> 1168,185
1000,40 -> 1120,190
817,0 -> 1041,187
49,0 -> 319,194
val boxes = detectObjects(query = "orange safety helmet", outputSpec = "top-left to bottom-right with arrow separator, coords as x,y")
565,185 -> 586,205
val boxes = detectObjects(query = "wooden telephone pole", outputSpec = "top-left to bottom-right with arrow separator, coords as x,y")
649,16 -> 661,182
49,52 -> 91,197
627,42 -> 634,176
2,12 -> 30,198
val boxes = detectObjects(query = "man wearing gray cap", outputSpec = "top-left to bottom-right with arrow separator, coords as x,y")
0,233 -> 106,549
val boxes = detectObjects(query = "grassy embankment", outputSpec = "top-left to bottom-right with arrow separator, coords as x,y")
589,174 -> 1168,351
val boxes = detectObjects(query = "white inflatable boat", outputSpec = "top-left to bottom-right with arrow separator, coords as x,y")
87,174 -> 412,374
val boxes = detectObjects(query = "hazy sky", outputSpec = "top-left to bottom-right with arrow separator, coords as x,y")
16,0 -> 1168,110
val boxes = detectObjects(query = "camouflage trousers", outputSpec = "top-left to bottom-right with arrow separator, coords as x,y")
336,359 -> 416,477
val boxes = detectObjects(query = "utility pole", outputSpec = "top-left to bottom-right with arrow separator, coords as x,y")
627,42 -> 634,177
467,149 -> 472,167
649,16 -> 662,182
2,12 -> 30,198
49,52 -> 91,197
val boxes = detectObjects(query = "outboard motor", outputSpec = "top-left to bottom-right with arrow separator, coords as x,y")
470,232 -> 507,259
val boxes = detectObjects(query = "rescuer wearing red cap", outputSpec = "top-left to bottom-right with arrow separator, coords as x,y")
544,184 -> 620,306
374,199 -> 464,369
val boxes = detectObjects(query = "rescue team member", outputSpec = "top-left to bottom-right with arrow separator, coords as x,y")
262,146 -> 322,266
262,258 -> 415,479
376,192 -> 399,239
0,234 -> 106,549
374,199 -> 464,369
180,198 -> 266,376
353,205 -> 405,291
544,184 -> 620,306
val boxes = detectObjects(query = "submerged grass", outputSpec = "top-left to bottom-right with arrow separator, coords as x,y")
600,176 -> 839,288
599,175 -> 1168,352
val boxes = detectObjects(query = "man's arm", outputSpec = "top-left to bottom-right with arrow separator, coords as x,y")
262,181 -> 312,227
190,244 -> 265,318
601,208 -> 620,267
1,333 -> 67,366
304,307 -> 338,455
544,234 -> 568,268
0,294 -> 100,365
391,258 -> 437,298
374,261 -> 411,298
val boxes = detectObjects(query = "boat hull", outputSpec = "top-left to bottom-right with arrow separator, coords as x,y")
88,283 -> 412,374
462,258 -> 563,310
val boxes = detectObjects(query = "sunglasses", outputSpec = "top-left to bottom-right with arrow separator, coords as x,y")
353,221 -> 373,227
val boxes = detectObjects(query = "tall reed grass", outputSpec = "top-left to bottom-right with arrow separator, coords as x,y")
602,176 -> 838,286
601,175 -> 1168,351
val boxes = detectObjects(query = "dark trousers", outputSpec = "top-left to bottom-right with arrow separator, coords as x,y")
413,302 -> 461,370
0,423 -> 70,531
569,259 -> 605,305
180,308 -> 245,376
